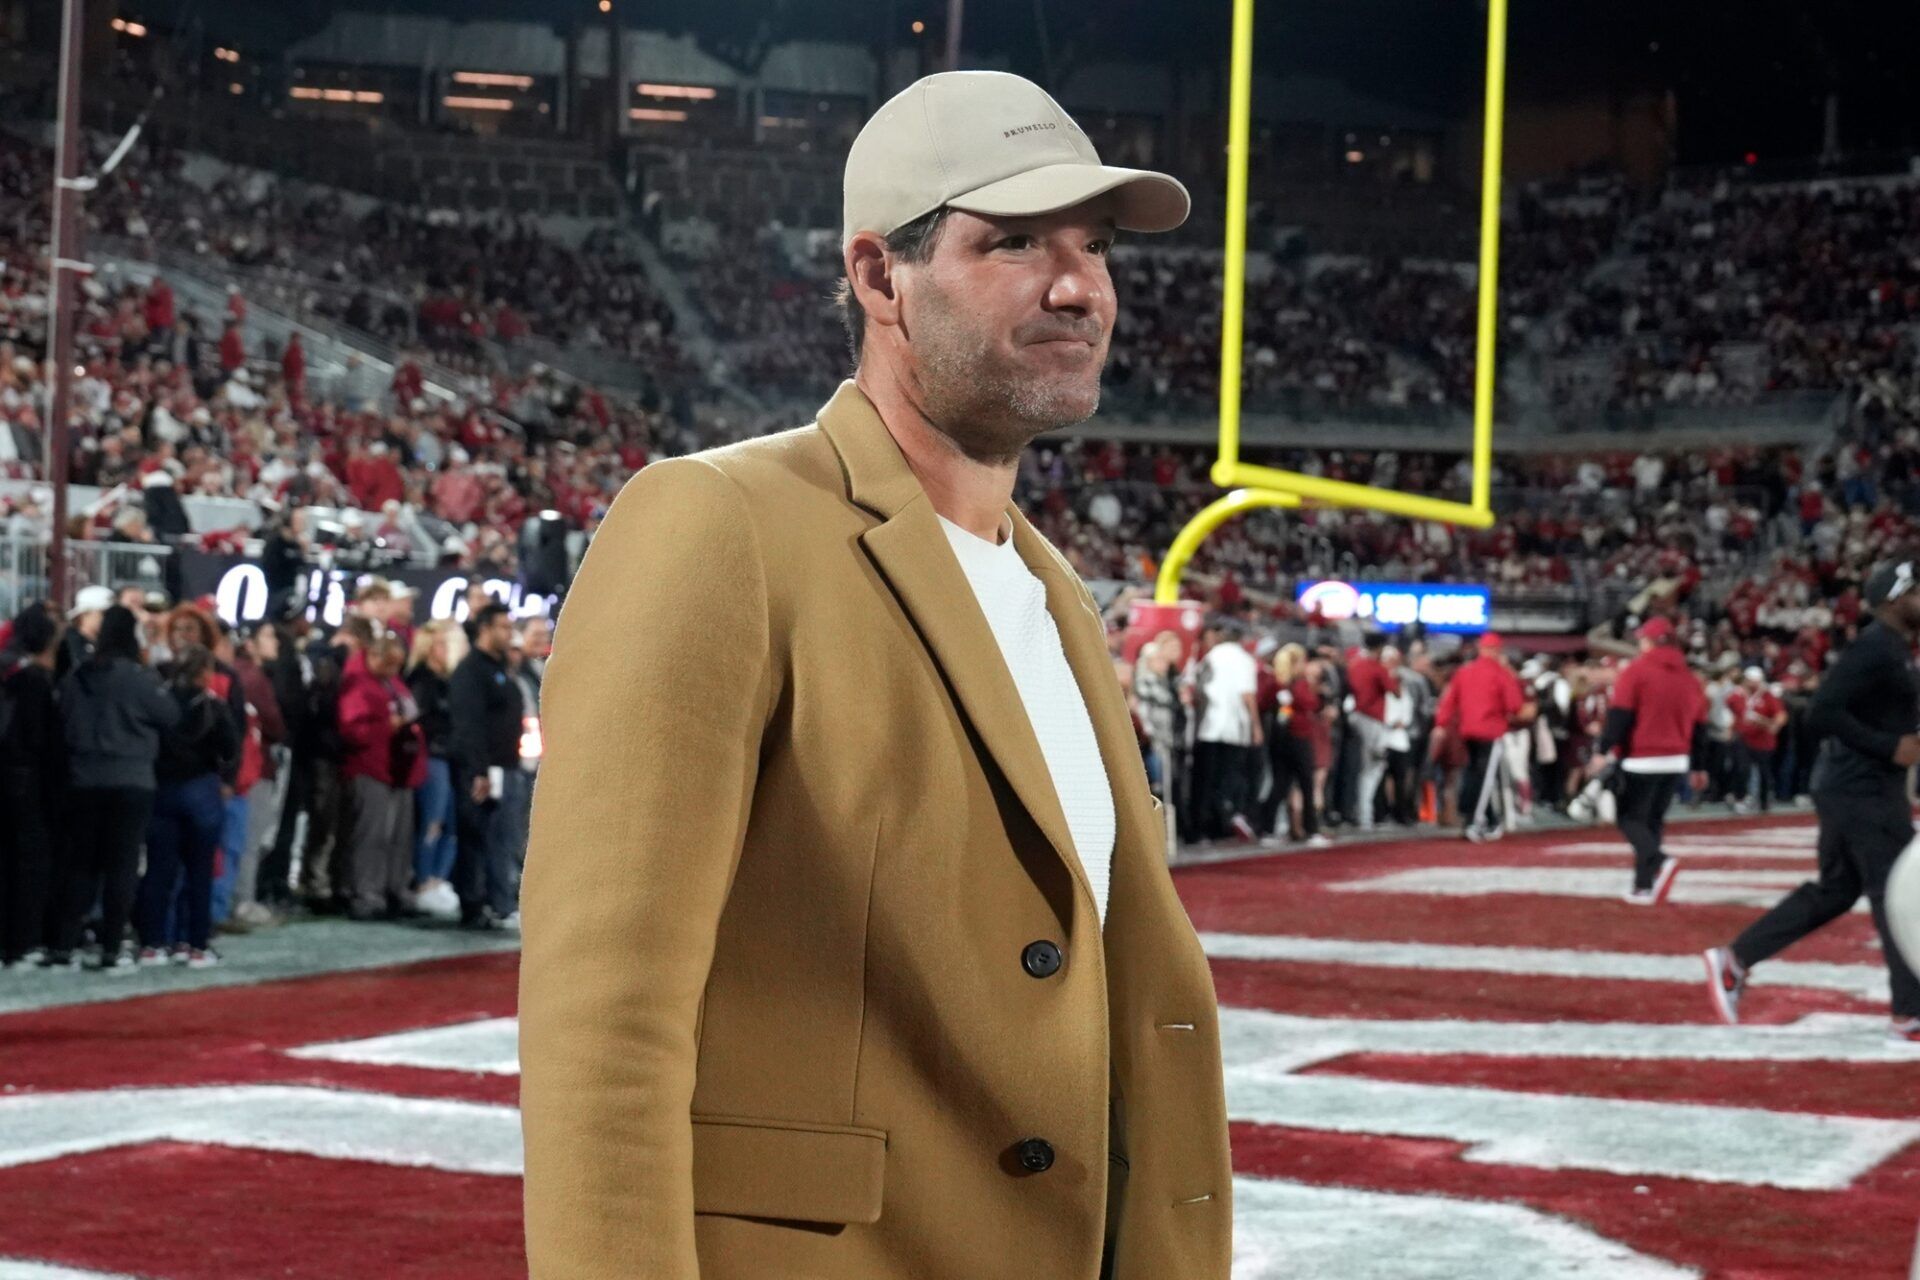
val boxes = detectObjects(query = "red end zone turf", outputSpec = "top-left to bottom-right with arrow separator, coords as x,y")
0,816 -> 1910,1278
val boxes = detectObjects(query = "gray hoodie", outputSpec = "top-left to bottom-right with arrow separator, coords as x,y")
58,658 -> 179,791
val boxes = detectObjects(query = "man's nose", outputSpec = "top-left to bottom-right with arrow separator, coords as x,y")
1044,248 -> 1110,317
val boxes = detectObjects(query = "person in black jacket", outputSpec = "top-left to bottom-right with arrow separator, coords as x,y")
1705,560 -> 1920,1046
53,606 -> 179,969
260,609 -> 314,910
296,615 -> 373,912
449,602 -> 523,930
1,603 -> 67,967
405,619 -> 464,918
132,645 -> 241,971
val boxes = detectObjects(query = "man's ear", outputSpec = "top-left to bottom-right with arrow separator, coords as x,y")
845,231 -> 903,332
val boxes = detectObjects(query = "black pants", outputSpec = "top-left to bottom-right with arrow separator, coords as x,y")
262,747 -> 314,907
1386,748 -> 1418,824
1459,738 -> 1505,834
454,768 -> 520,922
53,786 -> 155,957
1,765 -> 58,960
1736,745 -> 1775,811
1732,791 -> 1920,1018
1617,770 -> 1681,891
1262,732 -> 1318,838
1188,741 -> 1254,841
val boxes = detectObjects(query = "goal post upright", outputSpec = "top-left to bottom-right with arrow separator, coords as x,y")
1155,0 -> 1510,604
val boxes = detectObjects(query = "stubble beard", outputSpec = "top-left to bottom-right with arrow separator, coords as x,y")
911,295 -> 1105,468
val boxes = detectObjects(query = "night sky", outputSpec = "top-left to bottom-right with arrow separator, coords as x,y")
130,0 -> 1920,164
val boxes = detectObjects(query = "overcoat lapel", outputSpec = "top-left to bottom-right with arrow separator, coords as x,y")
820,381 -> 1146,921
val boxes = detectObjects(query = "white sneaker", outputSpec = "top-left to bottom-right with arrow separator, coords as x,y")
1703,947 -> 1745,1024
419,882 -> 462,919
498,911 -> 521,933
1889,1019 -> 1920,1051
234,902 -> 278,928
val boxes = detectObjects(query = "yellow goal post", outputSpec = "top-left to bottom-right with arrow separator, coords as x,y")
1155,0 -> 1510,605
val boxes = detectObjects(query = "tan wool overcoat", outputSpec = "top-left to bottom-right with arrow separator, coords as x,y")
519,381 -> 1233,1279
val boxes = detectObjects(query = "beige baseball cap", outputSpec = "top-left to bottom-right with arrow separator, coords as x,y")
842,71 -> 1190,247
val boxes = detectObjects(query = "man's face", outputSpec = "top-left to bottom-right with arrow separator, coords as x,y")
75,610 -> 102,640
484,616 -> 514,653
893,203 -> 1118,466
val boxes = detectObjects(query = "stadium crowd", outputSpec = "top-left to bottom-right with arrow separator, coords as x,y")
0,125 -> 1916,955
0,577 -> 546,971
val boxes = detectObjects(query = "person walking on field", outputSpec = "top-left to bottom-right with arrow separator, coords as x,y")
1706,561 -> 1920,1047
1594,617 -> 1708,905
1432,632 -> 1528,842
1728,666 -> 1787,813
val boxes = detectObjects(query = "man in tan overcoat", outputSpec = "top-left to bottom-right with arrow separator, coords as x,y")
520,70 -> 1233,1279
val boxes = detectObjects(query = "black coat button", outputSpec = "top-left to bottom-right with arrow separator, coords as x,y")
1021,940 -> 1063,979
1016,1138 -> 1055,1173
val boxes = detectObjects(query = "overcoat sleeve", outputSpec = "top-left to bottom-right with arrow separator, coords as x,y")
520,457 -> 775,1278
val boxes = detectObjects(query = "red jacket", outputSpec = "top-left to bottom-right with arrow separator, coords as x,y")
1437,655 -> 1524,743
1611,645 -> 1707,760
1347,654 -> 1399,721
1729,687 -> 1784,753
338,654 -> 429,788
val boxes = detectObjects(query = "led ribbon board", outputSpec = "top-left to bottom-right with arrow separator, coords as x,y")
1296,580 -> 1492,635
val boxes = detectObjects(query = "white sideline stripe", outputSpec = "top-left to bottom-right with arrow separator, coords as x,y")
0,1266 -> 143,1280
287,1016 -> 519,1075
1225,1063 -> 1920,1190
1218,1007 -> 1917,1072
1230,1176 -> 1700,1280
1331,866 -> 1867,910
0,1086 -> 523,1176
1546,840 -> 1817,861
1198,932 -> 1890,1001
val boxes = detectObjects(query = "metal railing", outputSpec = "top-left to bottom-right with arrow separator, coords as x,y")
0,536 -> 172,616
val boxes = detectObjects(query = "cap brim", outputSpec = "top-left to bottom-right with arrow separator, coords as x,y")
945,163 -> 1190,233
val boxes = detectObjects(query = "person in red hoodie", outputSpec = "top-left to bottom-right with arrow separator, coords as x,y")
1432,632 -> 1529,842
1596,617 -> 1708,905
337,636 -> 429,921
1727,666 -> 1786,814
281,332 -> 306,406
1346,633 -> 1400,831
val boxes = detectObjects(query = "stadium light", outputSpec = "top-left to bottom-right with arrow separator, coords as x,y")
629,108 -> 690,123
444,95 -> 515,112
636,83 -> 718,100
912,19 -> 926,33
598,0 -> 612,10
453,72 -> 534,89
110,17 -> 147,36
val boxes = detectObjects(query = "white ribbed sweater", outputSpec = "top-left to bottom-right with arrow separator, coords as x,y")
938,515 -> 1115,925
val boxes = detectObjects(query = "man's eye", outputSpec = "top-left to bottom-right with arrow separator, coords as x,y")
1089,239 -> 1113,256
999,235 -> 1035,251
